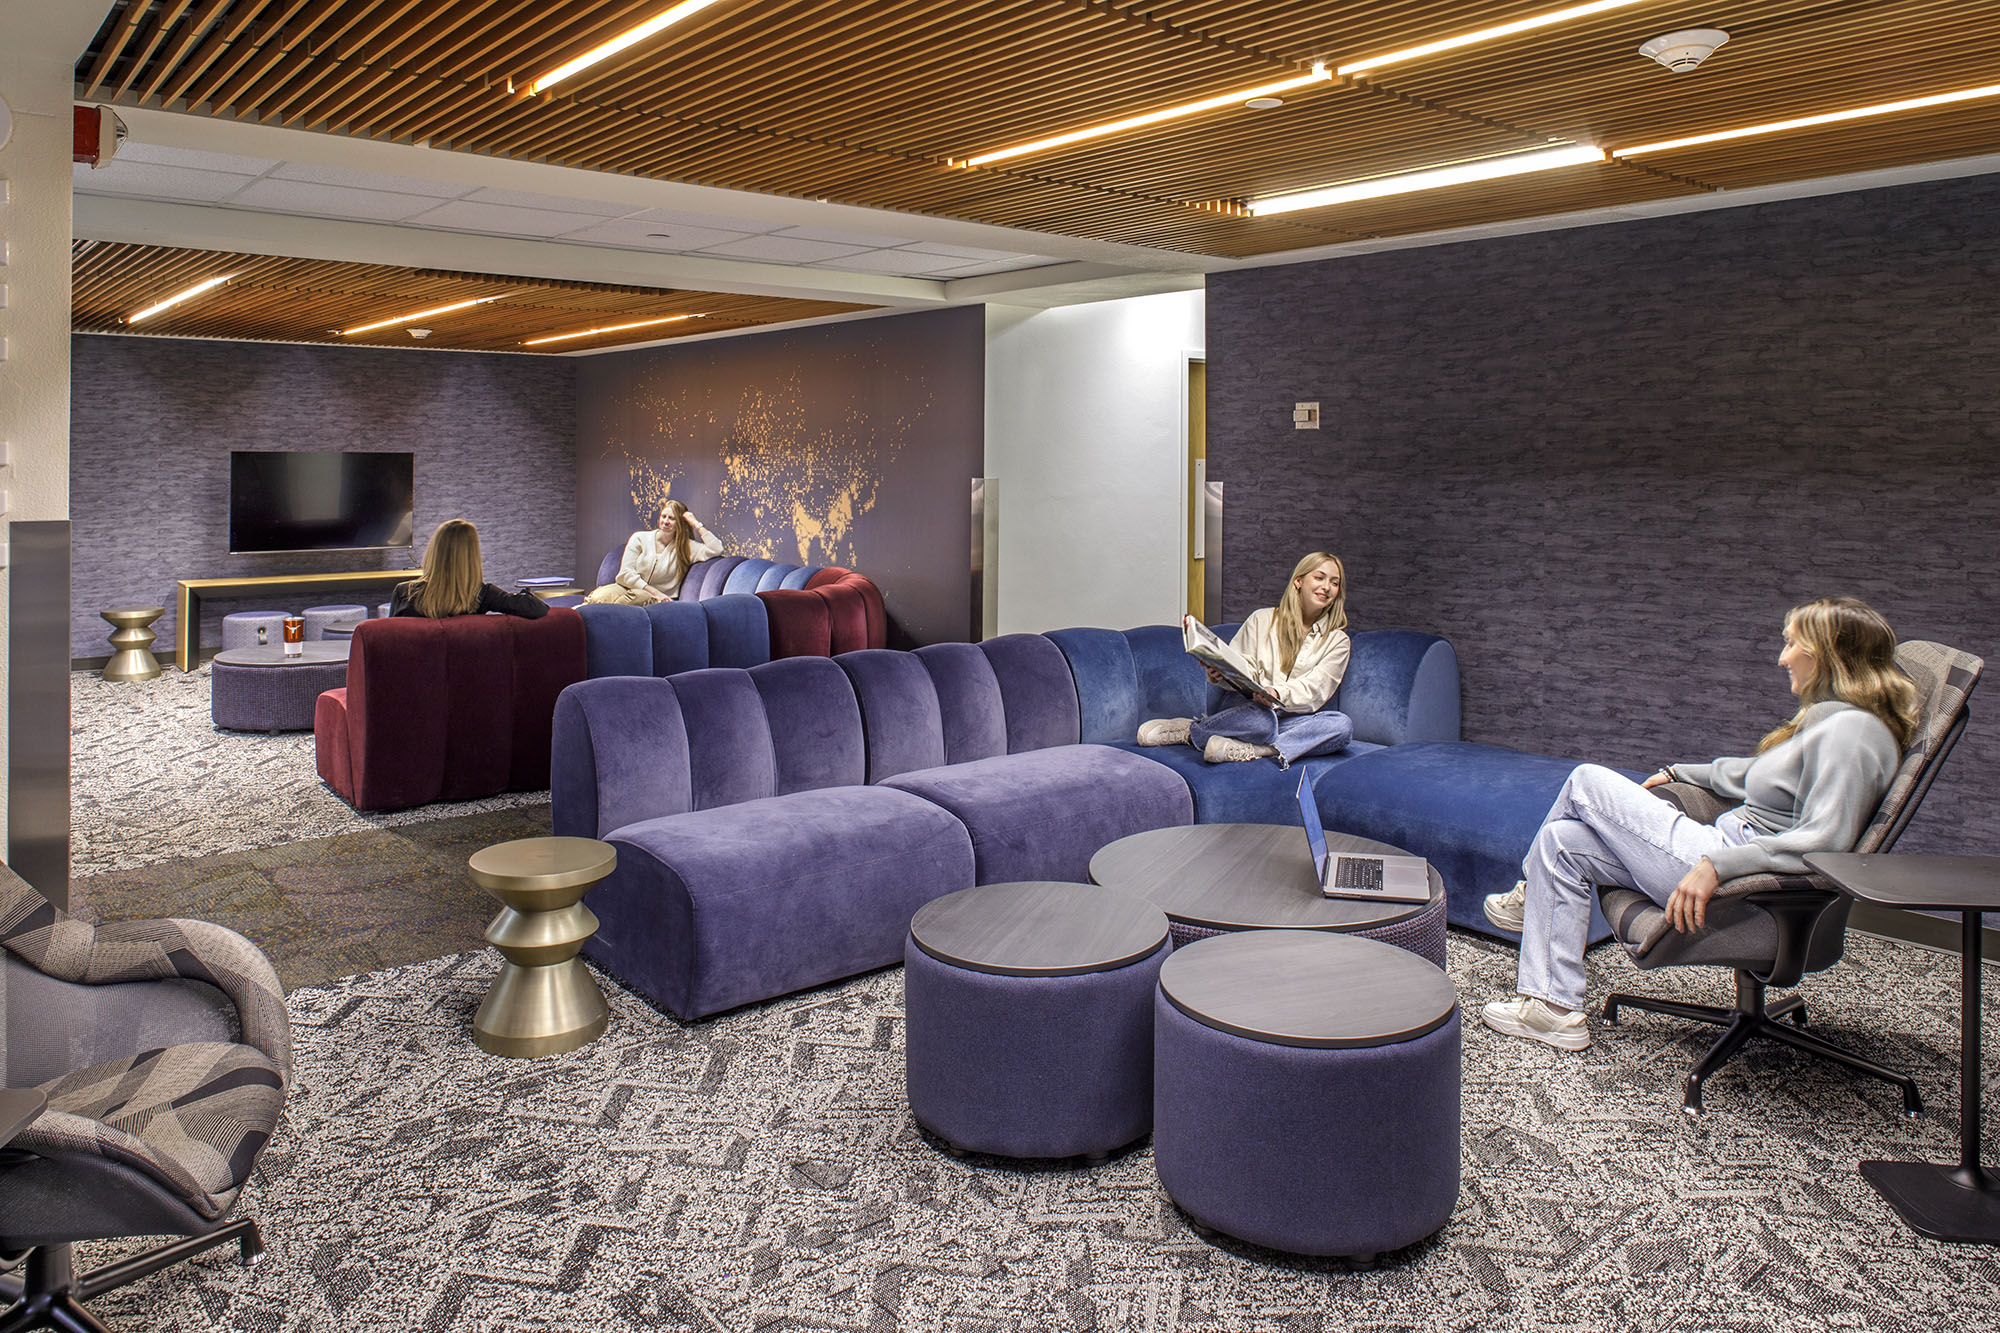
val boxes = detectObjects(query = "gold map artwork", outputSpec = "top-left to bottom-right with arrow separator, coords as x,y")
616,365 -> 932,569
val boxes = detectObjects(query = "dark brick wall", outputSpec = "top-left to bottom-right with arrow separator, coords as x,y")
1207,174 -> 2000,854
70,336 -> 576,659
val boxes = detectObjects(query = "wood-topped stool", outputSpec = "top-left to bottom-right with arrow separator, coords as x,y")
469,836 -> 616,1058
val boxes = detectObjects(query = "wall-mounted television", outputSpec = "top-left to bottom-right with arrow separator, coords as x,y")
229,451 -> 415,555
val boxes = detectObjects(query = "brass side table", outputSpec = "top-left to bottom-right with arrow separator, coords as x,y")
469,836 -> 616,1058
100,606 -> 166,682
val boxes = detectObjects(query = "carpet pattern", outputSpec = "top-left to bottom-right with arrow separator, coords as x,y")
71,931 -> 2000,1332
72,666 -> 549,880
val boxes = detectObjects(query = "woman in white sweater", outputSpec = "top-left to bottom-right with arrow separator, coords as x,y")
1138,551 -> 1354,765
584,499 -> 725,605
1481,595 -> 1918,1052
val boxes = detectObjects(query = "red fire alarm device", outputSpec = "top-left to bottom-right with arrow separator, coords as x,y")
72,105 -> 125,168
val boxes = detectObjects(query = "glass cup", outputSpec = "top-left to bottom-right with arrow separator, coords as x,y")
282,616 -> 305,656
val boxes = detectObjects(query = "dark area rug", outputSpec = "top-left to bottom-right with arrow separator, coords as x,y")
66,804 -> 553,990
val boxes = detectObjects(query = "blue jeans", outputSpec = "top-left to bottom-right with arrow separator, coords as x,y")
1517,764 -> 1755,1009
1191,702 -> 1354,768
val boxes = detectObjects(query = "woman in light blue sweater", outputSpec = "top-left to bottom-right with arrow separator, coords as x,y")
1481,596 -> 1918,1052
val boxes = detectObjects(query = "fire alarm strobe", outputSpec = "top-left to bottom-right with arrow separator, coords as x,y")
73,105 -> 128,168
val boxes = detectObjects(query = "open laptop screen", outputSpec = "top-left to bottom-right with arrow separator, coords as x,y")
1296,770 -> 1329,884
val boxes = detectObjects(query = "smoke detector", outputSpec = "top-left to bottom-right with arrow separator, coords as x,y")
407,327 -> 432,339
1639,28 -> 1729,73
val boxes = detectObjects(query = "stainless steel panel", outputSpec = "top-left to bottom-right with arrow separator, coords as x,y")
9,521 -> 72,907
1202,481 -> 1223,624
1192,459 -> 1207,560
970,477 -> 996,642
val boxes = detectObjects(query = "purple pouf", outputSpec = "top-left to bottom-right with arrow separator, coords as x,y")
211,655 -> 348,732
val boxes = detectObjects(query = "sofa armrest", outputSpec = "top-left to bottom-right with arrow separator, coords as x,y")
1338,631 -> 1461,745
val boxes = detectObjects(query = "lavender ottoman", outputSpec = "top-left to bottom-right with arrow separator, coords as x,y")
211,644 -> 349,733
905,881 -> 1170,1161
1154,930 -> 1460,1260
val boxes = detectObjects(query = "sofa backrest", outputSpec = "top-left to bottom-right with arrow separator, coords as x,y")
1046,625 -> 1461,747
761,568 -> 887,658
579,562 -> 887,677
343,608 -> 586,809
594,547 -> 824,599
577,596 -> 772,679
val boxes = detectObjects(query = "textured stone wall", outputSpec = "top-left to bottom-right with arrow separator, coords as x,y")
1207,174 -> 2000,854
69,335 -> 576,660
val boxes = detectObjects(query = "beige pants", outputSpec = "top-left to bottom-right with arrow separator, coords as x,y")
583,584 -> 663,606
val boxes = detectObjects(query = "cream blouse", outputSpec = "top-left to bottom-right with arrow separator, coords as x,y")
615,526 -> 726,599
1229,607 -> 1351,714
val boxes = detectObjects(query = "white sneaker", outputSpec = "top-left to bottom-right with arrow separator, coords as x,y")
1480,995 -> 1591,1051
1137,718 -> 1192,747
1484,881 -> 1527,933
1202,735 -> 1276,764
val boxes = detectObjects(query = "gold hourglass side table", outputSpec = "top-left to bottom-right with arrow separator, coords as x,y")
100,606 -> 166,682
468,836 -> 616,1058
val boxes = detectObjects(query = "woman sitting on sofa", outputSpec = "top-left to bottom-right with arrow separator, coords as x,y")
584,499 -> 725,605
390,519 -> 548,620
1480,595 -> 1916,1053
1138,550 -> 1354,765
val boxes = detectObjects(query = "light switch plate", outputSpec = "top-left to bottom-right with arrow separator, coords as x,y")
1293,401 -> 1321,430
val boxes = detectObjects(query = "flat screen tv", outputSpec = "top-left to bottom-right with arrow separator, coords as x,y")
229,451 -> 415,555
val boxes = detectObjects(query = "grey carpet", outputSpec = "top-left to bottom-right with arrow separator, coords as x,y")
71,931 -> 2000,1332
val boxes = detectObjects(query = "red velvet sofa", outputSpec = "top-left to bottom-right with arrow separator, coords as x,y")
314,609 -> 586,812
760,568 -> 887,658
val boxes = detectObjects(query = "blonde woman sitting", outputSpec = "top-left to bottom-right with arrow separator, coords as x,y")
1138,551 -> 1353,765
585,499 -> 725,605
390,519 -> 547,620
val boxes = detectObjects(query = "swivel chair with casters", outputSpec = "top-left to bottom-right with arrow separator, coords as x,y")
1596,639 -> 1982,1117
0,866 -> 291,1332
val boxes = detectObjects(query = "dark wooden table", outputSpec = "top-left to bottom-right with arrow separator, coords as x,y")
1087,823 -> 1439,936
1,1088 -> 48,1147
910,882 -> 1169,977
1807,852 -> 2000,1244
1159,930 -> 1457,1049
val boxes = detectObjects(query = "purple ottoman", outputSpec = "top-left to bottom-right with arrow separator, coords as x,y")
1154,930 -> 1460,1260
906,881 -> 1169,1161
211,643 -> 350,733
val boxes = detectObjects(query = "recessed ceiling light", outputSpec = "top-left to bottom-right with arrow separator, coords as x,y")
1246,144 -> 1605,215
1613,82 -> 2000,156
1245,97 -> 1285,110
339,296 -> 499,337
126,273 -> 233,324
522,313 -> 704,346
1337,0 -> 1649,76
527,0 -> 729,95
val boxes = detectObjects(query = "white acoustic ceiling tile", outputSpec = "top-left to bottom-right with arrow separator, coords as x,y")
937,258 -> 1066,278
632,207 -> 788,234
700,235 -> 874,263
231,177 -> 443,221
267,161 -> 478,197
72,161 -> 261,201
776,225 -> 918,248
556,217 -> 756,250
408,200 -> 604,237
901,242 -> 1042,261
114,142 -> 279,174
461,186 -> 635,216
815,249 -> 974,275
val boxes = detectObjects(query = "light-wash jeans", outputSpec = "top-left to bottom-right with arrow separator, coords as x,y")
1517,764 -> 1755,1010
1190,702 -> 1354,768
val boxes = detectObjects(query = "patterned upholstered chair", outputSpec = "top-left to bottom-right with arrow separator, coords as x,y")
1598,640 -> 1982,1117
0,866 -> 290,1332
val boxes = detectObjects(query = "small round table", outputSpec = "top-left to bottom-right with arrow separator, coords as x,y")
468,837 -> 616,1058
210,643 -> 350,733
100,606 -> 166,682
1088,823 -> 1447,968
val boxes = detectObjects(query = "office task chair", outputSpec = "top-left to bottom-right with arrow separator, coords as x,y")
1597,640 -> 1982,1116
0,866 -> 290,1332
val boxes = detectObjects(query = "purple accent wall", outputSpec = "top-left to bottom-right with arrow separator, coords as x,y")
1207,174 -> 2000,854
69,336 -> 575,660
574,307 -> 983,648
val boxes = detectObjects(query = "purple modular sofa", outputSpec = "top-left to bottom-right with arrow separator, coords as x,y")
553,622 -> 1619,1020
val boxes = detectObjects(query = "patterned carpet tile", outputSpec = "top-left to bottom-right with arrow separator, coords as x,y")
69,934 -> 2000,1332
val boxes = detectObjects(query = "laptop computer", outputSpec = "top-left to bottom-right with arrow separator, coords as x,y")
1296,770 -> 1432,904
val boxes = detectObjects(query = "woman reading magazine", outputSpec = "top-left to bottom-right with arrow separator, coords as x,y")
1138,551 -> 1354,765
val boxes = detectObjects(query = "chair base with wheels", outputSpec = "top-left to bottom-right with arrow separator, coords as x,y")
0,1222 -> 262,1333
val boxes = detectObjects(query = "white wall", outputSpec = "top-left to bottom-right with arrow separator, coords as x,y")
984,289 -> 1204,635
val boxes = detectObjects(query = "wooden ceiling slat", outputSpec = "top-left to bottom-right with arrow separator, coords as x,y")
111,2 -> 201,100
134,0 -> 235,103
203,0 -> 347,116
79,1 -> 151,99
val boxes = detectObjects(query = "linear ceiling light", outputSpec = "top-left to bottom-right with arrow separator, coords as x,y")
953,64 -> 1332,169
1337,0 -> 1649,76
528,0 -> 729,96
1246,143 -> 1605,216
522,314 -> 702,347
338,296 -> 499,337
1614,82 -> 2000,157
126,273 -> 233,323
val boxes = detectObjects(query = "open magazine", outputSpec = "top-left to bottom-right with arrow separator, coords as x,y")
1182,616 -> 1274,701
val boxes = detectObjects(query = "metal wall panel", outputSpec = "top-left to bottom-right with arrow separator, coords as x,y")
9,521 -> 72,907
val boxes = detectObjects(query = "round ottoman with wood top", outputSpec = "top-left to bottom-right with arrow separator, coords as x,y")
1153,929 -> 1461,1260
905,881 -> 1170,1161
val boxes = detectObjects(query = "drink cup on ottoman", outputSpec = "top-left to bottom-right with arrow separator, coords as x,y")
282,616 -> 305,656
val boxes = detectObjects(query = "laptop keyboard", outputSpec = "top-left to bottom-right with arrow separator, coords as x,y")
1332,857 -> 1384,892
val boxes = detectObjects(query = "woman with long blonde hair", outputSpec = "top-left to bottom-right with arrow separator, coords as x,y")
584,498 -> 725,605
390,519 -> 548,620
1137,551 -> 1354,765
1480,595 -> 1916,1052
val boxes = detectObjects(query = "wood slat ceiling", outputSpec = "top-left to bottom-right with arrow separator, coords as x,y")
71,241 -> 877,352
75,0 -> 2000,261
